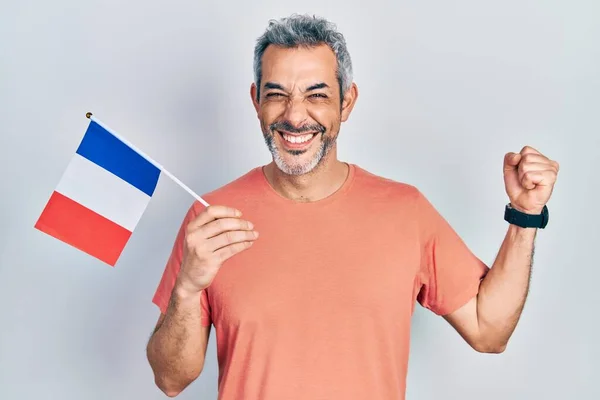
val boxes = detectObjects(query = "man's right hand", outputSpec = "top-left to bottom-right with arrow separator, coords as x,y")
175,205 -> 258,296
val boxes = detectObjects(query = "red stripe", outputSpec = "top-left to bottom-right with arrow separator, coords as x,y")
35,191 -> 132,266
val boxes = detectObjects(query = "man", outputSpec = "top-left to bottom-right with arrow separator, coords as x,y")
146,14 -> 559,399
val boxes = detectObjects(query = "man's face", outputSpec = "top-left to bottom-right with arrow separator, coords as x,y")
251,44 -> 356,176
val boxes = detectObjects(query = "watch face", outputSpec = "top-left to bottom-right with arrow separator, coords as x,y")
541,205 -> 549,228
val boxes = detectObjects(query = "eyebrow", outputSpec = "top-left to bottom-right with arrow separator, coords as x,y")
263,82 -> 330,92
263,82 -> 285,91
305,82 -> 329,91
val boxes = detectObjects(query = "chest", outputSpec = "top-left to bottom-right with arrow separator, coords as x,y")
206,211 -> 421,330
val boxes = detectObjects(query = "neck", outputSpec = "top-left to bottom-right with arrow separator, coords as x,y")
263,152 -> 349,202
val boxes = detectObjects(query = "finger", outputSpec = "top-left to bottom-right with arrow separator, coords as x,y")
519,153 -> 552,165
198,217 -> 254,239
520,170 -> 557,189
187,205 -> 243,232
519,162 -> 559,176
214,241 -> 255,264
519,145 -> 542,156
504,152 -> 522,171
205,230 -> 259,252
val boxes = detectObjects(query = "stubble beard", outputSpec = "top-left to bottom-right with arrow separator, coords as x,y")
262,128 -> 337,176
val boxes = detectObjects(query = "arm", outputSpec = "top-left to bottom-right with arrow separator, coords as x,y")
147,204 -> 258,396
444,145 -> 558,353
146,284 -> 211,397
443,224 -> 535,353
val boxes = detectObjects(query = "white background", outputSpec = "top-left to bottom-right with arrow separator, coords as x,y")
1,1 -> 598,399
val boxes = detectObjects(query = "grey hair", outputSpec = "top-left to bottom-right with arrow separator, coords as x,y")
253,14 -> 353,102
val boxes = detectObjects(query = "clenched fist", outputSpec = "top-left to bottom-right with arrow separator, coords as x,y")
503,146 -> 559,214
175,205 -> 259,295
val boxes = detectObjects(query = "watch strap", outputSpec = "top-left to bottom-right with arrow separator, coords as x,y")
504,204 -> 549,229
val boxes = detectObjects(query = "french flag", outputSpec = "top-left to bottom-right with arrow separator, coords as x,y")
35,117 -> 161,266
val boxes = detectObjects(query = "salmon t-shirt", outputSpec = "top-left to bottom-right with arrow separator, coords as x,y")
152,163 -> 489,399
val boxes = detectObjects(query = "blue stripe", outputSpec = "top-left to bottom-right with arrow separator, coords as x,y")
75,121 -> 160,197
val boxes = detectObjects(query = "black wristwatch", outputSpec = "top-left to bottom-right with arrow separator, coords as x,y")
504,203 -> 549,229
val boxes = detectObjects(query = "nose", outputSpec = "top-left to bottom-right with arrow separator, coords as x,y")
281,97 -> 309,129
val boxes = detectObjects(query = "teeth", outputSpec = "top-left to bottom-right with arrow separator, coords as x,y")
282,133 -> 314,144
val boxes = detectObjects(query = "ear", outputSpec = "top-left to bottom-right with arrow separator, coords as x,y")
340,83 -> 358,122
250,83 -> 260,114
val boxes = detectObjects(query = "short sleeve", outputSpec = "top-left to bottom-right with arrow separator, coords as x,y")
152,201 -> 212,327
415,190 -> 489,316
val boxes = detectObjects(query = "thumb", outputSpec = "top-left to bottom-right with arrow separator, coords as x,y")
504,152 -> 521,171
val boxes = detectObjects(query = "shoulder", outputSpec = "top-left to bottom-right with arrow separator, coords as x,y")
351,165 -> 449,236
351,164 -> 424,204
187,166 -> 265,215
202,167 -> 263,199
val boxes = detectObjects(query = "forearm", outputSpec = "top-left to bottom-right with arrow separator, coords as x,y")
475,223 -> 537,350
147,282 -> 207,395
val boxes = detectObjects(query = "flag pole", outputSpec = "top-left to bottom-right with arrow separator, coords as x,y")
85,112 -> 210,207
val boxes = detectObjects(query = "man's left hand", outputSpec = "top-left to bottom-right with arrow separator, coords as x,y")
503,146 -> 559,214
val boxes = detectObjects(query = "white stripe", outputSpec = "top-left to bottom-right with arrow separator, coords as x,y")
55,153 -> 152,231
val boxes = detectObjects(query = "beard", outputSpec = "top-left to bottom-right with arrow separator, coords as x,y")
262,120 -> 336,176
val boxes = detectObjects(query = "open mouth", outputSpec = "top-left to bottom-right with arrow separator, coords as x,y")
277,131 -> 318,147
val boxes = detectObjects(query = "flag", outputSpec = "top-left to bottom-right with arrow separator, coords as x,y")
35,118 -> 161,266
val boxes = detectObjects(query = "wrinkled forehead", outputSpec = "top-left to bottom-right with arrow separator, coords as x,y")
260,44 -> 338,91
